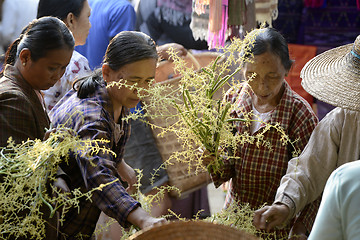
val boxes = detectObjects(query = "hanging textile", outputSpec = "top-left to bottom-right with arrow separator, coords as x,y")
191,0 -> 229,49
207,0 -> 228,49
228,0 -> 246,26
255,0 -> 278,27
303,0 -> 326,8
191,0 -> 279,48
194,0 -> 210,14
190,1 -> 210,42
227,0 -> 247,39
156,0 -> 193,26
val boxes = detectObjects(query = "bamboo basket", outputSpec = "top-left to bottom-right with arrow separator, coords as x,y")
147,51 -> 227,198
128,221 -> 259,240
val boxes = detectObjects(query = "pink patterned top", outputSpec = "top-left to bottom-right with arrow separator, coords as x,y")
43,50 -> 91,111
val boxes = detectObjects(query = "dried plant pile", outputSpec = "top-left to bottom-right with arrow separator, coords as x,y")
205,200 -> 288,240
0,127 -> 115,239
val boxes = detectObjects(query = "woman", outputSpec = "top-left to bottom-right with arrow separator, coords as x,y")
0,16 -> 74,239
49,31 -> 165,239
37,0 -> 91,111
253,35 -> 360,238
203,28 -> 318,239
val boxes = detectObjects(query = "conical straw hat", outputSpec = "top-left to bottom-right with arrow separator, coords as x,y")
301,35 -> 360,111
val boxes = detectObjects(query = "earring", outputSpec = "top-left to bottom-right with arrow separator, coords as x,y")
22,62 -> 26,66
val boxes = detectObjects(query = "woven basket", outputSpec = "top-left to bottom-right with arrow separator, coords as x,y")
128,221 -> 259,240
155,51 -> 219,82
147,52 -> 227,198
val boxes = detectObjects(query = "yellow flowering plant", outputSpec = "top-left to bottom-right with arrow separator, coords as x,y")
0,126 -> 116,239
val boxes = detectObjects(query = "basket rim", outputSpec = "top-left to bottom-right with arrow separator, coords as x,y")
127,220 -> 259,240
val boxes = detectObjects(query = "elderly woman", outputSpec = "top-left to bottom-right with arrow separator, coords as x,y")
203,28 -> 319,239
254,35 -> 360,239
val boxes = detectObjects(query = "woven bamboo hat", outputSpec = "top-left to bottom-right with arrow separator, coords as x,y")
128,221 -> 259,240
301,35 -> 360,111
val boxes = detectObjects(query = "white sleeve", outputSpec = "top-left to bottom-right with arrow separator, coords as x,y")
309,160 -> 360,240
308,166 -> 342,240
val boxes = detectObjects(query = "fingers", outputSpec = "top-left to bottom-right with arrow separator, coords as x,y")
150,217 -> 167,228
141,217 -> 167,229
253,204 -> 290,232
157,43 -> 186,61
126,185 -> 136,195
253,206 -> 270,230
121,169 -> 137,195
124,172 -> 137,186
168,43 -> 187,57
177,46 -> 187,57
201,150 -> 216,167
264,211 -> 283,232
43,128 -> 56,141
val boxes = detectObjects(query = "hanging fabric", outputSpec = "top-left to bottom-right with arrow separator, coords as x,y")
254,0 -> 278,27
228,0 -> 246,26
207,0 -> 228,49
190,0 -> 210,42
194,0 -> 210,14
303,0 -> 326,8
156,0 -> 193,26
192,0 -> 279,48
228,0 -> 247,39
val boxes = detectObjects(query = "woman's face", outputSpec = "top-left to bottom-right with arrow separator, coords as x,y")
69,0 -> 91,46
243,51 -> 288,108
103,58 -> 157,109
19,47 -> 73,90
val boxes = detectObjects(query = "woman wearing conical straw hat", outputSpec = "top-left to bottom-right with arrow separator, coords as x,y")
253,35 -> 360,239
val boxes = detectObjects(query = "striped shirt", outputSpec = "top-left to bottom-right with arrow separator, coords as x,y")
211,81 -> 318,236
49,80 -> 139,239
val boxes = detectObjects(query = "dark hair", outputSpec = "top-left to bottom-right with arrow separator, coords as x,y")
75,31 -> 158,98
1,16 -> 75,74
37,0 -> 86,20
243,28 -> 293,71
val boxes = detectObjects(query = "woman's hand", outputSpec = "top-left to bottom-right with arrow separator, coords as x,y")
253,203 -> 290,232
201,149 -> 217,167
43,125 -> 76,141
52,176 -> 71,215
43,126 -> 56,141
157,43 -> 187,61
117,159 -> 137,194
127,206 -> 167,229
